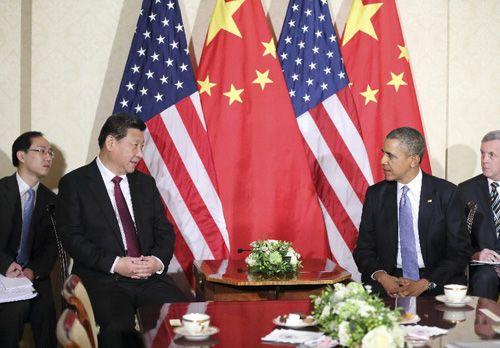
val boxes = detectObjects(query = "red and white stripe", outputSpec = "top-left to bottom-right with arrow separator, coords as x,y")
137,92 -> 230,288
297,91 -> 373,281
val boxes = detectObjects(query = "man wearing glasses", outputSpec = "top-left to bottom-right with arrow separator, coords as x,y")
0,131 -> 57,347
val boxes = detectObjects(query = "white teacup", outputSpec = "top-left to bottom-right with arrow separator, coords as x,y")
182,313 -> 210,335
286,313 -> 302,326
444,284 -> 467,303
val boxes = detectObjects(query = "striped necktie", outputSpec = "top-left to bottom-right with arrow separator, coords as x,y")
491,182 -> 500,237
400,185 -> 420,280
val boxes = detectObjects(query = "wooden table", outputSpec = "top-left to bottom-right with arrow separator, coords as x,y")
193,259 -> 351,301
138,296 -> 500,348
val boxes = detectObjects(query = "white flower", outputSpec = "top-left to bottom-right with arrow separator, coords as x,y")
245,254 -> 256,267
338,321 -> 351,346
287,249 -> 299,266
320,305 -> 331,319
362,326 -> 397,348
391,324 -> 404,347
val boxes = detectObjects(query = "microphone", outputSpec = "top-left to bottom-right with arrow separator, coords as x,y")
237,248 -> 251,254
46,203 -> 56,216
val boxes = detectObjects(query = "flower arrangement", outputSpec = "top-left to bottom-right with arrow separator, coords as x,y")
245,240 -> 302,276
311,283 -> 404,348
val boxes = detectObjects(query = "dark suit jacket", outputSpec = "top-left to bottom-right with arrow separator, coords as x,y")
353,172 -> 472,286
458,174 -> 497,252
56,160 -> 175,288
0,173 -> 57,279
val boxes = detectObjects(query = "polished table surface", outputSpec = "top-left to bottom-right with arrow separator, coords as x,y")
138,296 -> 500,347
193,259 -> 351,301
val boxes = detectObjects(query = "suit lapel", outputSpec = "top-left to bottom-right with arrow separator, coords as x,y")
477,175 -> 497,236
86,161 -> 125,251
5,174 -> 22,244
418,173 -> 433,263
380,181 -> 398,262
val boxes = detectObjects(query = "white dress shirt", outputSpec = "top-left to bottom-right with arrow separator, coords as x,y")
396,169 -> 425,268
96,156 -> 164,274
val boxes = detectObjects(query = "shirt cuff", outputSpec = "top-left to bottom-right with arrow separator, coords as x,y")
371,270 -> 387,281
110,257 -> 120,274
152,256 -> 164,274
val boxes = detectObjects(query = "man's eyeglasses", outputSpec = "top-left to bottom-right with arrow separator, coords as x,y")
27,148 -> 55,158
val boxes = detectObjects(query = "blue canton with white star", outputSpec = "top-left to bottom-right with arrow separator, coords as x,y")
114,0 -> 196,121
277,0 -> 349,117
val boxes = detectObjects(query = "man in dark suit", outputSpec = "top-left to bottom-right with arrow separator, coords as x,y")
0,131 -> 57,347
458,130 -> 500,300
354,127 -> 472,298
57,113 -> 185,347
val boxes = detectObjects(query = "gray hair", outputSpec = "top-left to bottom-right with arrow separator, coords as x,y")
386,127 -> 425,162
481,130 -> 500,143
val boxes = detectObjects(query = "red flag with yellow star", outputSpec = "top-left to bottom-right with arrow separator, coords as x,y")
341,0 -> 431,181
196,0 -> 330,258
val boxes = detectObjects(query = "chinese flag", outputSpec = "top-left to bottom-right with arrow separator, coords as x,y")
197,0 -> 329,258
341,0 -> 432,182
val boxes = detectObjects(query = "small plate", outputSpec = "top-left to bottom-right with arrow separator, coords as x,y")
404,337 -> 428,347
435,295 -> 472,308
400,314 -> 421,325
273,315 -> 316,328
173,326 -> 219,341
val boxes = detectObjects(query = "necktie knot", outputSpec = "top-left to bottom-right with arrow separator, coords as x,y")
112,176 -> 122,185
401,185 -> 409,195
492,182 -> 499,190
27,188 -> 34,199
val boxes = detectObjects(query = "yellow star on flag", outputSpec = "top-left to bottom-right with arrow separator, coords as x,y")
197,75 -> 217,96
223,84 -> 244,105
261,38 -> 277,58
398,45 -> 409,62
342,0 -> 383,46
387,72 -> 408,92
252,70 -> 273,90
360,84 -> 379,105
206,0 -> 245,45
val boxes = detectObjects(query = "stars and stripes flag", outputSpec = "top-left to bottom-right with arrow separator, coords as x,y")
113,0 -> 229,287
340,0 -> 431,181
277,0 -> 374,280
196,0 -> 331,259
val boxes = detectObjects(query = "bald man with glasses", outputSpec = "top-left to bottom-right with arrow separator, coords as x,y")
0,131 -> 57,347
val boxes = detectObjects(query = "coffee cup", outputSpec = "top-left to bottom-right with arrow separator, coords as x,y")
286,313 -> 302,325
182,313 -> 210,335
444,284 -> 467,303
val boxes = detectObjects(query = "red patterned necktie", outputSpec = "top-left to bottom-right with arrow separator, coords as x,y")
112,176 -> 140,257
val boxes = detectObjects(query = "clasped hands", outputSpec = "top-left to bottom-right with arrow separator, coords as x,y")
375,272 -> 429,298
115,255 -> 162,279
5,261 -> 34,280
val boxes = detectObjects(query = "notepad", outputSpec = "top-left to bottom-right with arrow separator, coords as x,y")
0,274 -> 33,291
0,275 -> 37,303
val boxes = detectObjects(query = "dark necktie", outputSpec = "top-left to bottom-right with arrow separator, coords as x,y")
17,188 -> 35,266
491,182 -> 500,238
112,176 -> 140,257
400,185 -> 420,280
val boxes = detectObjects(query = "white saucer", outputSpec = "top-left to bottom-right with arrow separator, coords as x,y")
173,326 -> 219,341
400,314 -> 421,325
272,315 -> 316,328
435,295 -> 472,307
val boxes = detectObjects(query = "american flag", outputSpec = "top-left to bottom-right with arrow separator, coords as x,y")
277,0 -> 374,280
113,0 -> 229,290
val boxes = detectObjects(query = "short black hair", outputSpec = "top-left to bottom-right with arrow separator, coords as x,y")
386,127 -> 425,163
12,131 -> 44,167
98,113 -> 146,149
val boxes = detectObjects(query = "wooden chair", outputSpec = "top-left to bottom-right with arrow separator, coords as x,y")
62,275 -> 99,348
56,309 -> 92,348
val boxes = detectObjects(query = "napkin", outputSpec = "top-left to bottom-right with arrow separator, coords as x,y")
404,325 -> 448,340
262,329 -> 324,344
